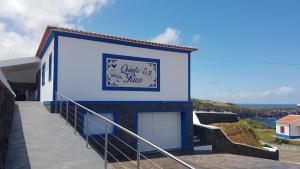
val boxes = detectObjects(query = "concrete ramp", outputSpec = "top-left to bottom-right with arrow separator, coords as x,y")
6,102 -> 108,169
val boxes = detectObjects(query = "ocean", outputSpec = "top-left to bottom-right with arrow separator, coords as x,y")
255,117 -> 281,128
239,104 -> 297,128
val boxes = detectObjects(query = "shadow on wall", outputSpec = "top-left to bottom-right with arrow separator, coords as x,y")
5,105 -> 31,169
0,81 -> 15,169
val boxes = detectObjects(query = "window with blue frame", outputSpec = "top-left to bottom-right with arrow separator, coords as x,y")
42,63 -> 45,86
48,53 -> 52,81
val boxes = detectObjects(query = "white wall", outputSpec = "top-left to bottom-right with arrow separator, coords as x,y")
276,124 -> 289,135
40,39 -> 54,102
290,120 -> 300,136
57,36 -> 189,101
0,69 -> 15,96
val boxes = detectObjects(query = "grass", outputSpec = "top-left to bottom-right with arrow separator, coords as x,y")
255,129 -> 275,142
212,121 -> 261,147
211,118 -> 300,147
240,118 -> 273,129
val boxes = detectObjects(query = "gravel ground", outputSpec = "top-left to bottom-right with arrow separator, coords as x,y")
276,144 -> 300,165
114,151 -> 300,169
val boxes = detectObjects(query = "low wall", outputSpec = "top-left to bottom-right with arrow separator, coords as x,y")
194,124 -> 279,160
0,79 -> 15,169
195,112 -> 238,124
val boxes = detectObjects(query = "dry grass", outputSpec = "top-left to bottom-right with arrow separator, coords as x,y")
212,121 -> 261,147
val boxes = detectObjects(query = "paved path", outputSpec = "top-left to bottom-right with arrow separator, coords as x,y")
5,101 -> 300,169
5,102 -> 109,169
117,151 -> 300,169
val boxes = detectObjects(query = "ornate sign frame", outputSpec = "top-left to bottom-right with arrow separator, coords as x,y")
102,53 -> 160,91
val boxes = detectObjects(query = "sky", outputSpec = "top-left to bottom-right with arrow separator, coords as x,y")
0,0 -> 299,104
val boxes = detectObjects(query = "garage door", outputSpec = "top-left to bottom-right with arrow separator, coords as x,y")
138,112 -> 181,152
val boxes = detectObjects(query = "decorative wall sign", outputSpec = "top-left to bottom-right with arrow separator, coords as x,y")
102,53 -> 160,91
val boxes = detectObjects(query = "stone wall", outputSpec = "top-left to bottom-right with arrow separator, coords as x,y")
194,124 -> 279,160
0,81 -> 15,169
195,112 -> 238,124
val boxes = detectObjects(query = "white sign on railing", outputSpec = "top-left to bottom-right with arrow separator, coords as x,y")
102,53 -> 160,91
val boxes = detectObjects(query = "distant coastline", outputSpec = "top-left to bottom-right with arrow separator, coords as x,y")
239,104 -> 296,109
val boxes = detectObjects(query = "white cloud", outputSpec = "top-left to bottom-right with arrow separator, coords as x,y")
192,34 -> 202,43
0,22 -> 36,60
238,86 -> 295,98
207,86 -> 296,100
0,0 -> 112,60
275,86 -> 295,96
151,27 -> 180,44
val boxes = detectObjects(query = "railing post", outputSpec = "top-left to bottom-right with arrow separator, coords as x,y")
86,111 -> 89,148
104,124 -> 108,169
66,101 -> 69,125
60,95 -> 62,119
74,105 -> 77,135
54,93 -> 57,114
137,141 -> 140,169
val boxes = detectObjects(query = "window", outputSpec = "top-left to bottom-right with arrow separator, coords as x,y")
49,53 -> 52,81
42,63 -> 45,86
280,126 -> 285,133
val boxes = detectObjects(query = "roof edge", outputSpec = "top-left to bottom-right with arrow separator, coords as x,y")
276,115 -> 300,125
35,25 -> 198,57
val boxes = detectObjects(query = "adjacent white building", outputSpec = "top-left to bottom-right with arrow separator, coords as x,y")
276,115 -> 300,139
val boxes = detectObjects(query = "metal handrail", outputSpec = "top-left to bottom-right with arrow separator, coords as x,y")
55,92 -> 195,169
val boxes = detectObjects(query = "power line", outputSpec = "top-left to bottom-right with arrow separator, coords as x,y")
199,57 -> 300,66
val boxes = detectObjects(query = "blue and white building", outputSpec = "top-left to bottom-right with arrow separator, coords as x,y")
32,26 -> 197,152
276,115 -> 300,139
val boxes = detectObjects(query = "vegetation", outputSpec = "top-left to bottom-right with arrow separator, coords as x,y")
194,99 -> 300,146
255,129 -> 275,142
212,121 -> 261,147
211,119 -> 280,147
272,138 -> 300,145
241,118 -> 272,129
193,99 -> 296,118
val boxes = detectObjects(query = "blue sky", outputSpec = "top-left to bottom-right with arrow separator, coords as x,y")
0,0 -> 299,104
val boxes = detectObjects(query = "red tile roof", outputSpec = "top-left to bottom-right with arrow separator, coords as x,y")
276,115 -> 300,125
35,26 -> 198,57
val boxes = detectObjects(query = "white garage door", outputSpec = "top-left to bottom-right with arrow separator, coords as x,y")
84,113 -> 114,135
138,112 -> 181,152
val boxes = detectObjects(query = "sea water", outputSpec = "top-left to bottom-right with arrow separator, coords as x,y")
239,104 -> 296,128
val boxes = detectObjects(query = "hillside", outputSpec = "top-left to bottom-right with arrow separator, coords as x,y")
193,99 -> 296,118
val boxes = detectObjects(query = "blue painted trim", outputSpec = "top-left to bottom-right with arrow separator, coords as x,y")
53,33 -> 58,102
276,133 -> 300,139
188,52 -> 191,102
102,53 -> 160,92
46,101 -> 192,106
39,32 -> 54,59
54,31 -> 191,54
48,53 -> 52,81
134,109 -> 190,151
41,63 -> 46,86
76,101 -> 192,105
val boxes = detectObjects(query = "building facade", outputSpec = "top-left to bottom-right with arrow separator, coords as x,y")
36,26 -> 197,152
276,115 -> 300,139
